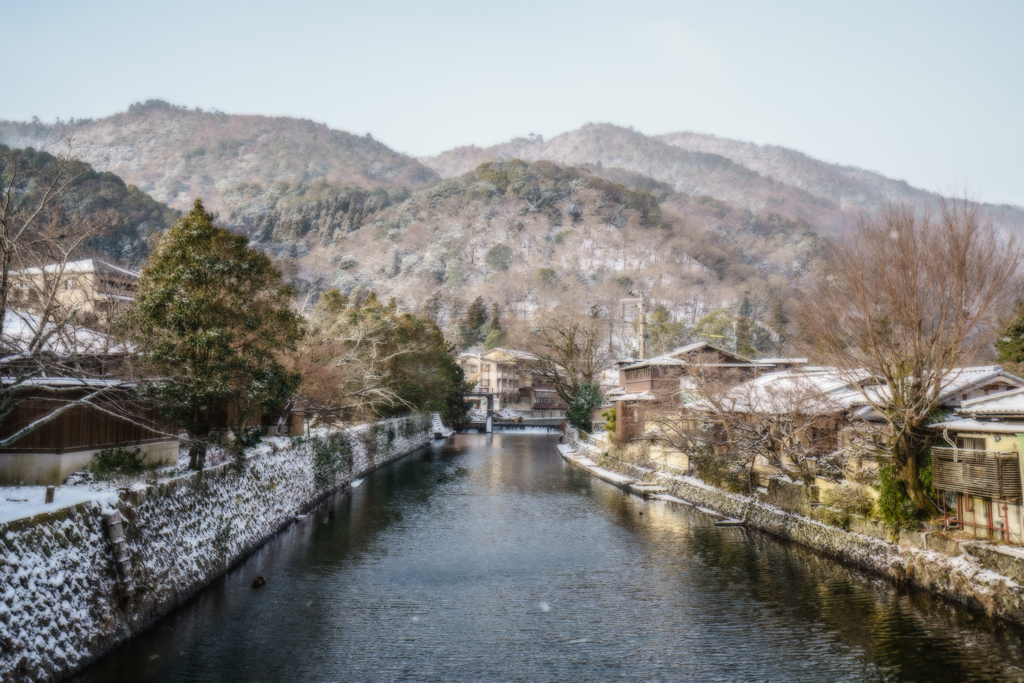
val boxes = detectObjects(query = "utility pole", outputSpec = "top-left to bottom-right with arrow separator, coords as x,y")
622,291 -> 647,360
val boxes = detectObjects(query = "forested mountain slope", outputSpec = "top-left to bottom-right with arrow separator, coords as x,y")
424,123 -> 1024,235
277,160 -> 815,352
1,145 -> 179,265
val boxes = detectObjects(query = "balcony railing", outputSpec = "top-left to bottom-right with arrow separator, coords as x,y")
932,446 -> 1023,502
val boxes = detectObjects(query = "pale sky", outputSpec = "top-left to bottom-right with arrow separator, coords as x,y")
6,0 -> 1023,206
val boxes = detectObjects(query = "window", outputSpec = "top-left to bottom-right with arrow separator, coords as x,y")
65,278 -> 78,290
956,436 -> 986,451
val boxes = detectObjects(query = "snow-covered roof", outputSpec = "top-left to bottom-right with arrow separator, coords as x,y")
12,258 -> 138,279
853,366 -> 1024,421
959,387 -> 1024,417
620,342 -> 753,371
482,347 -> 537,361
686,368 -> 873,416
613,391 -> 656,402
928,418 -> 1024,435
1,309 -> 128,357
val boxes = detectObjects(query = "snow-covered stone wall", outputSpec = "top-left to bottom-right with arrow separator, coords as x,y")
563,426 -> 1024,626
0,416 -> 432,683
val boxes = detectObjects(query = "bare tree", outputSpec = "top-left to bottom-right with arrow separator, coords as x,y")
287,292 -> 456,425
509,302 -> 612,406
638,359 -> 846,490
795,199 -> 1024,514
0,143 -> 166,448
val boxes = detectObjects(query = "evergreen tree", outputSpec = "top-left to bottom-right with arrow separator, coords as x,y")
490,302 -> 503,332
769,296 -> 789,348
484,302 -> 506,349
567,381 -> 603,433
120,199 -> 303,470
996,301 -> 1024,364
459,296 -> 488,348
736,295 -> 755,358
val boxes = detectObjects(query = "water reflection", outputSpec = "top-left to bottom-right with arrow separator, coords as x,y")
78,434 -> 1024,682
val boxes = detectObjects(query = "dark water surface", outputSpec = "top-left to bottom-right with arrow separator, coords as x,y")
79,434 -> 1024,682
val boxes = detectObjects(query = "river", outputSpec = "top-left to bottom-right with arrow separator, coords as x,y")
77,434 -> 1024,682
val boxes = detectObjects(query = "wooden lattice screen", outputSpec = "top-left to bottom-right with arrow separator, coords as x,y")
932,447 -> 1023,502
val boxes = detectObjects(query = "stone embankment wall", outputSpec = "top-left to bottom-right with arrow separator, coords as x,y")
562,428 -> 1024,626
0,416 -> 433,683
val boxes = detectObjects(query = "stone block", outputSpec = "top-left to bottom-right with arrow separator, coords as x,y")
924,532 -> 963,556
766,478 -> 813,515
972,545 -> 1024,585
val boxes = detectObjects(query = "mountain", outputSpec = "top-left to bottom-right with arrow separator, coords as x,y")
278,159 -> 818,353
1,144 -> 179,265
0,100 -> 440,216
423,123 -> 1024,235
9,104 -> 1021,354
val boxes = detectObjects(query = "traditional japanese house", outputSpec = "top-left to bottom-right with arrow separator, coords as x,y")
930,387 -> 1024,544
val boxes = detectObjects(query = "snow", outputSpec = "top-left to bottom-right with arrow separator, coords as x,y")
0,486 -> 121,525
0,415 -> 436,682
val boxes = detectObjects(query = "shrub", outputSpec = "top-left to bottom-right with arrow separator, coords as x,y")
815,481 -> 876,531
535,268 -> 558,287
813,506 -> 851,530
691,450 -> 750,493
226,427 -> 264,472
602,407 -> 616,441
875,461 -> 919,531
821,482 -> 874,517
310,431 -> 354,487
86,446 -> 147,480
567,382 -> 603,433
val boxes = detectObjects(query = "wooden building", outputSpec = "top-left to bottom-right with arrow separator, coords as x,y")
0,378 -> 178,485
931,388 -> 1024,544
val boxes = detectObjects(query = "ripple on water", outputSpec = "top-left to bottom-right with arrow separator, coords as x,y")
77,434 -> 1024,683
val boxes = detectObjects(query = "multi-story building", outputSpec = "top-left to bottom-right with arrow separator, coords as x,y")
7,258 -> 138,328
457,348 -> 565,412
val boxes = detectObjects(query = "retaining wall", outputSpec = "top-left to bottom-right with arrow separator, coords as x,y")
561,430 -> 1024,626
0,416 -> 433,683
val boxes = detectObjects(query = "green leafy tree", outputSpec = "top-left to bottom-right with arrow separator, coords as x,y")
643,305 -> 687,356
484,328 -> 506,350
692,310 -> 734,348
293,288 -> 472,428
567,381 -> 603,433
120,199 -> 303,470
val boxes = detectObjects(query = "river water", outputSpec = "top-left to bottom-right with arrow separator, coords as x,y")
78,434 -> 1024,682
